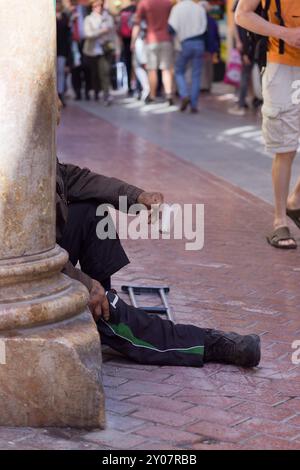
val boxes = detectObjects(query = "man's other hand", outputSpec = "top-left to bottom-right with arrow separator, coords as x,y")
88,280 -> 110,322
137,191 -> 164,209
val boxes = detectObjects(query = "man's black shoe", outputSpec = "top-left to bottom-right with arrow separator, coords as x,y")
145,95 -> 155,105
204,330 -> 261,368
180,96 -> 190,112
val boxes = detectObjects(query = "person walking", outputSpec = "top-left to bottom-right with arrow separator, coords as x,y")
70,1 -> 91,101
83,0 -> 113,105
134,20 -> 151,102
168,0 -> 207,113
119,0 -> 137,96
236,0 -> 300,249
131,0 -> 174,105
56,1 -> 71,107
229,0 -> 255,116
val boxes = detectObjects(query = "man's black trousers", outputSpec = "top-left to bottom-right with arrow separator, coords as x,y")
60,201 -> 129,290
59,202 -> 205,367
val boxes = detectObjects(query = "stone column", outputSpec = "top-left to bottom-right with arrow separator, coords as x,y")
0,0 -> 105,428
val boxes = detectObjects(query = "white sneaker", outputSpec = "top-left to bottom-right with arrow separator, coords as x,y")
228,106 -> 246,116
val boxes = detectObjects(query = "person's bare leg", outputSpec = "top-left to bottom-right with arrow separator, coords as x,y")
272,151 -> 296,247
162,68 -> 173,97
148,70 -> 157,99
287,173 -> 300,210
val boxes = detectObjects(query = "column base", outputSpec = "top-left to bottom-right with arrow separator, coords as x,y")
0,310 -> 105,428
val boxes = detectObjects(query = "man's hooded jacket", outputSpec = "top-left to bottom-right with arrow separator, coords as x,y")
56,160 -> 144,291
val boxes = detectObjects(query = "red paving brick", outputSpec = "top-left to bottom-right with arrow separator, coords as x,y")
105,398 -> 139,416
235,417 -> 300,440
126,395 -> 194,413
230,401 -> 297,421
82,430 -> 147,450
241,435 -> 300,450
134,425 -> 201,447
131,408 -> 197,428
183,405 -> 246,426
3,103 -> 299,450
185,420 -> 251,443
285,414 -> 300,427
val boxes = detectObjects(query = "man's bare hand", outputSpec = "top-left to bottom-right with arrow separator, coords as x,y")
137,191 -> 164,210
282,27 -> 300,49
88,280 -> 110,322
138,192 -> 164,224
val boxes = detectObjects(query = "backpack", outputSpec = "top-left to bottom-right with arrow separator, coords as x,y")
120,10 -> 134,39
245,0 -> 285,69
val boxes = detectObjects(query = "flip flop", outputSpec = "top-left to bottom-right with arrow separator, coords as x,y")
267,226 -> 297,250
287,208 -> 300,230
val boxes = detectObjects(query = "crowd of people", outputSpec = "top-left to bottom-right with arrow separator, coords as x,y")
56,0 -> 221,111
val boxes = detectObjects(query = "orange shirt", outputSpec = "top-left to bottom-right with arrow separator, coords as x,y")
264,0 -> 300,66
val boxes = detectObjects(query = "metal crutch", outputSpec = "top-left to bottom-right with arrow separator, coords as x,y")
121,285 -> 175,323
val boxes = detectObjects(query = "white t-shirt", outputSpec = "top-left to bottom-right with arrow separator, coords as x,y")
168,0 -> 207,43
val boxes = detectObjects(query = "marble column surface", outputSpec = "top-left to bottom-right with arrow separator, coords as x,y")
0,0 -> 105,428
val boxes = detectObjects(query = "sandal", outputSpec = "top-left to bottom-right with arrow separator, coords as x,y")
287,208 -> 300,230
267,226 -> 297,250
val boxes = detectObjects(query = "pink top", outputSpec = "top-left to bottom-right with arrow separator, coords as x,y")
136,0 -> 172,44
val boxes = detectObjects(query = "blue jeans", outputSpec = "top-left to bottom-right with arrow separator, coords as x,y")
175,39 -> 205,109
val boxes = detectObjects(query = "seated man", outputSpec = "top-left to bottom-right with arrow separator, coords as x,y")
56,102 -> 261,369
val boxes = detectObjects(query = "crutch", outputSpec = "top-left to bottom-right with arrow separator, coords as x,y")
121,285 -> 175,323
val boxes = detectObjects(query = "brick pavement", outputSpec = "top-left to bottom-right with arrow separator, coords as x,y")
2,104 -> 300,450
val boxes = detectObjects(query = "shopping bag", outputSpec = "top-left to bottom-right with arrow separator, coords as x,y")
224,48 -> 242,87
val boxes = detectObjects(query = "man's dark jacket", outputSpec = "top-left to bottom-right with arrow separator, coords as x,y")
56,160 -> 144,291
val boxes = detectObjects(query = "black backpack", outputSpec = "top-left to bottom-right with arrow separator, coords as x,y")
246,0 -> 285,69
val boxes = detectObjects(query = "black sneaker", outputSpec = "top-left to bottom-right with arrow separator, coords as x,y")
180,97 -> 190,112
204,330 -> 261,368
145,95 -> 155,105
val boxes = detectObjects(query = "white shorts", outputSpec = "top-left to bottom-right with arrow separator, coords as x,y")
262,63 -> 300,154
146,41 -> 174,71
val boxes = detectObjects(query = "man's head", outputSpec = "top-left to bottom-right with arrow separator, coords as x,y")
200,1 -> 212,11
70,0 -> 78,12
56,0 -> 64,14
91,0 -> 102,14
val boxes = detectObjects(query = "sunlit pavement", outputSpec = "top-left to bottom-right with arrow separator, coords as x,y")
2,92 -> 300,450
74,87 -> 300,204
